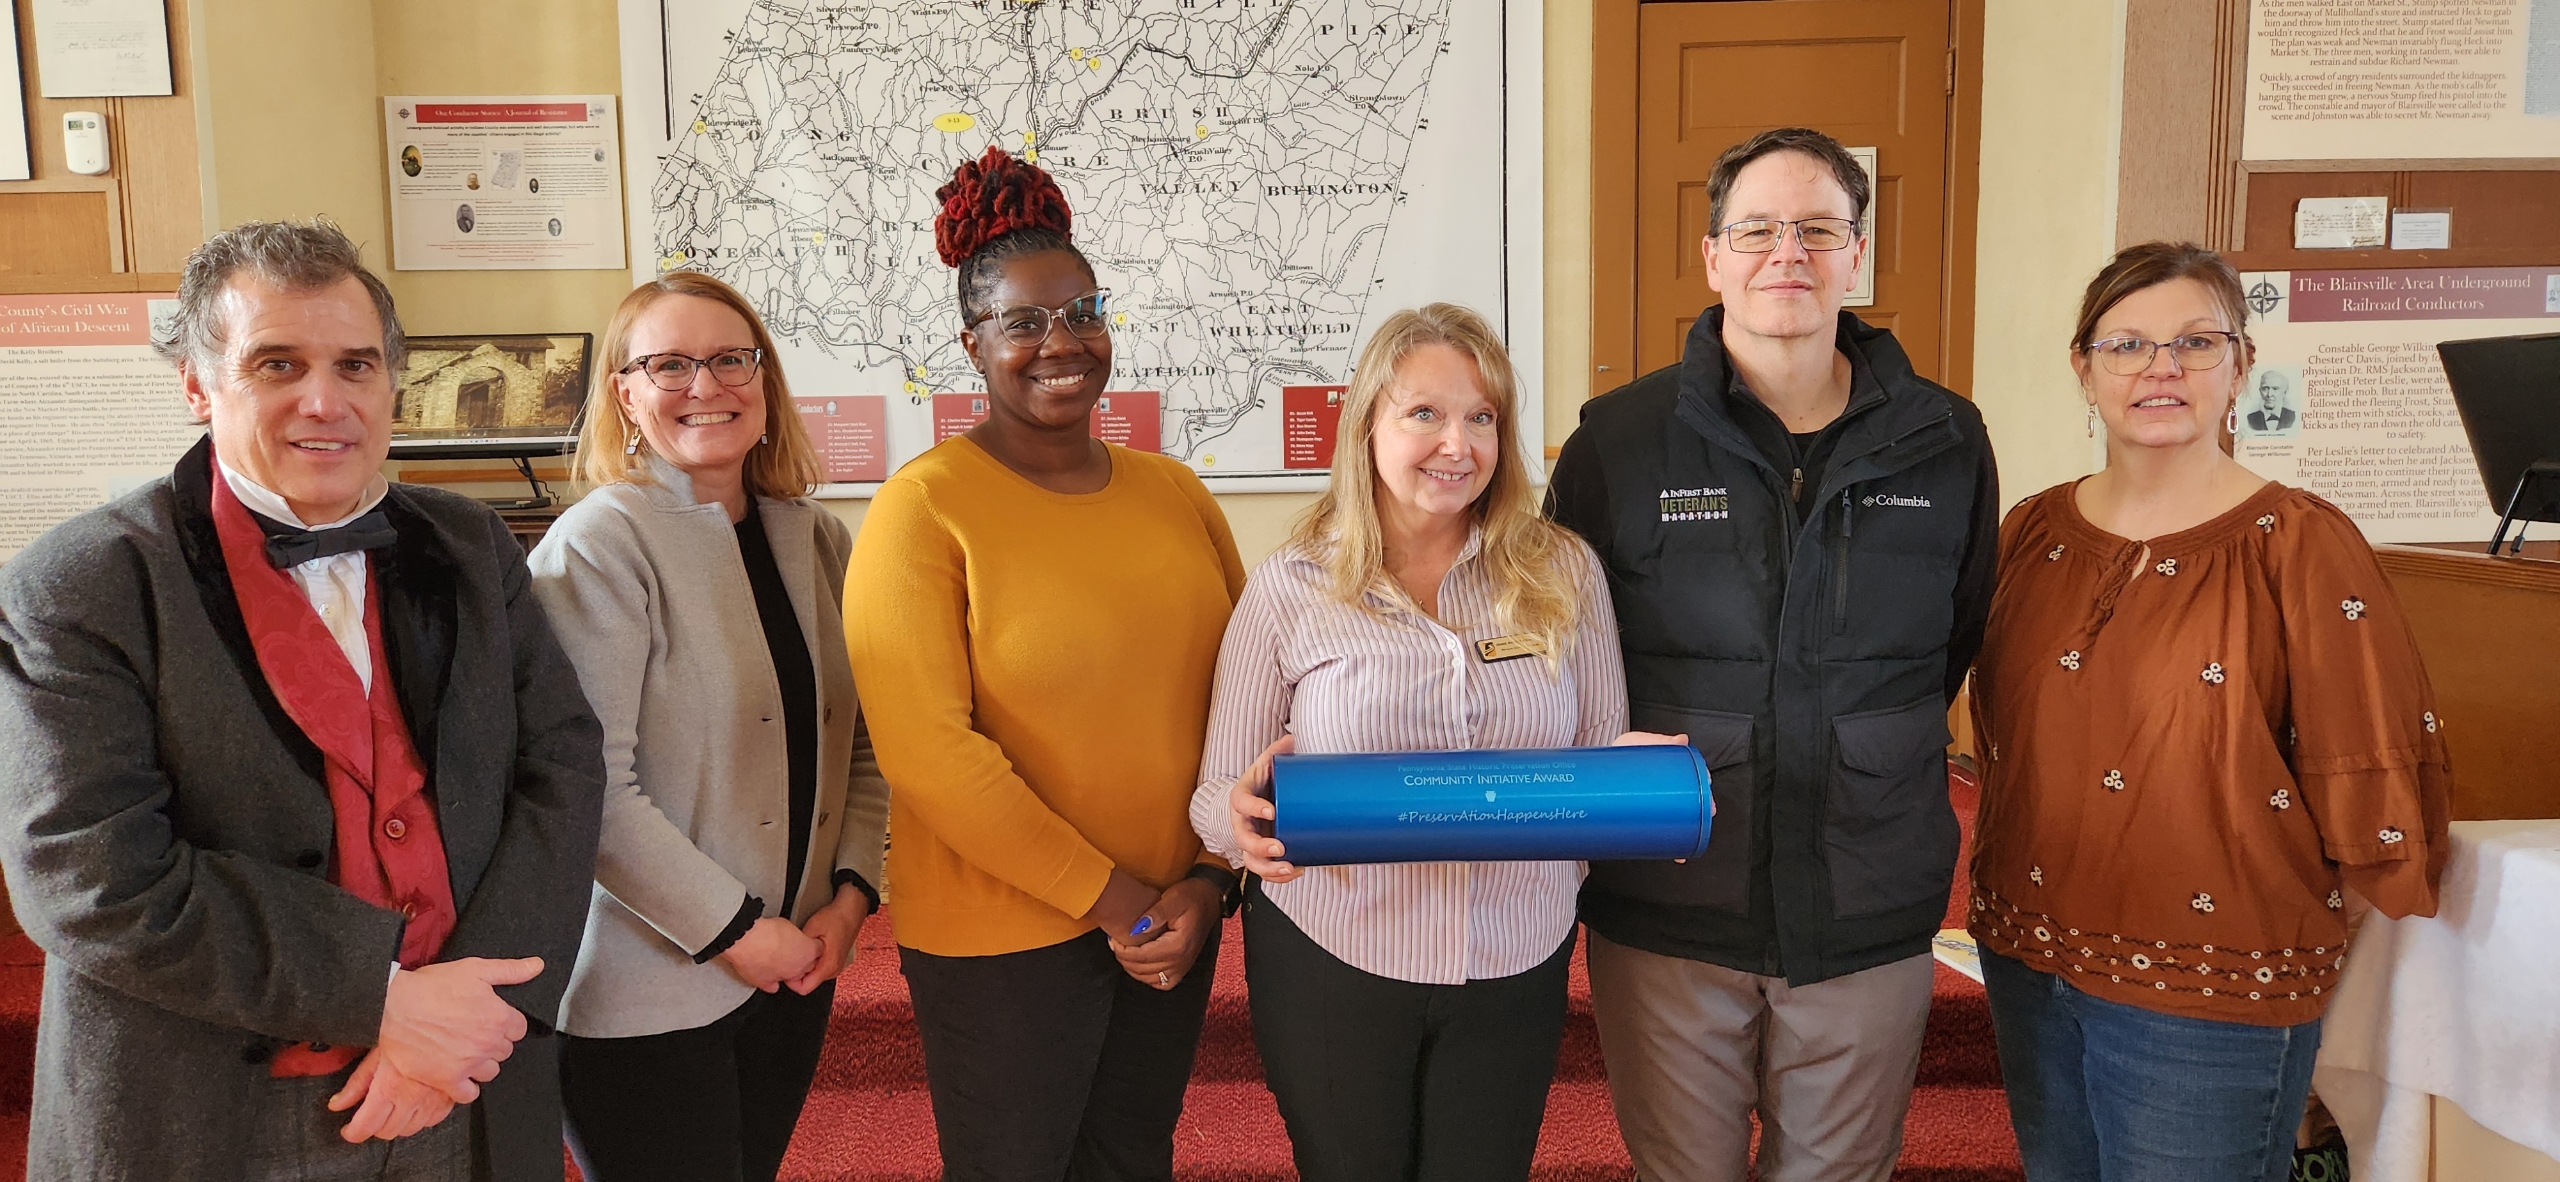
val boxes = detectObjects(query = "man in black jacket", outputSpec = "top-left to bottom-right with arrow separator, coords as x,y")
1548,128 -> 1997,1182
0,221 -> 603,1179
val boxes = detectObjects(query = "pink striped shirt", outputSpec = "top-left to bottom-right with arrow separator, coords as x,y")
1189,528 -> 1628,984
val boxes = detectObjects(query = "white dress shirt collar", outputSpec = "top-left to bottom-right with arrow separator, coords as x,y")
217,461 -> 390,531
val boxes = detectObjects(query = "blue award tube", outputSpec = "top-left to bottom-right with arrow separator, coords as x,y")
1270,745 -> 1711,866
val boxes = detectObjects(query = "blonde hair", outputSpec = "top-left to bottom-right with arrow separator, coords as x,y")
1287,303 -> 1584,662
574,271 -> 824,498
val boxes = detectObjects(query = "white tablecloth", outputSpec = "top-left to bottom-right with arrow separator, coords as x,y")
2314,819 -> 2560,1182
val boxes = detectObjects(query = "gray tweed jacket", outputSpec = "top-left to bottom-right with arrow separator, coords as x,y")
0,439 -> 605,1180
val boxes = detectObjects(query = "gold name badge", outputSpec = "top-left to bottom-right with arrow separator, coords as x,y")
1476,634 -> 1547,663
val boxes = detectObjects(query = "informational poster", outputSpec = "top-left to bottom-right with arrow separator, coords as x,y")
0,2 -> 32,181
798,396 -> 888,484
922,390 -> 1164,455
619,0 -> 1543,496
29,0 -> 172,97
2243,0 -> 2560,160
1282,384 -> 1349,470
2236,267 -> 2560,542
384,97 -> 627,271
0,293 -> 200,563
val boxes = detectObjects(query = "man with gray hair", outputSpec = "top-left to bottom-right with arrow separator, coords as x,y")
0,219 -> 604,1179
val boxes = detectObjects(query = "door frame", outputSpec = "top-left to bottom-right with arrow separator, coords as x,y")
1589,0 -> 1986,400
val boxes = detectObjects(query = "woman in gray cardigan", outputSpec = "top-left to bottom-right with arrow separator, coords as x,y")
529,272 -> 889,1182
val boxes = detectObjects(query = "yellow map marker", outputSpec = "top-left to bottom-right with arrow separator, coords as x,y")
1195,124 -> 1208,138
1070,47 -> 1086,61
693,119 -> 707,134
1022,131 -> 1036,144
659,252 -> 688,271
904,381 -> 919,394
1089,58 -> 1102,71
1201,455 -> 1217,467
933,112 -> 976,133
1113,312 -> 1127,326
912,365 -> 929,379
810,231 -> 824,243
1025,149 -> 1038,163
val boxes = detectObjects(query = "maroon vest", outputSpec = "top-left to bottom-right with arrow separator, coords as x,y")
210,470 -> 458,1077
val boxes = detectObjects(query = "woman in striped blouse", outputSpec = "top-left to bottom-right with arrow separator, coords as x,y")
1192,304 -> 1676,1181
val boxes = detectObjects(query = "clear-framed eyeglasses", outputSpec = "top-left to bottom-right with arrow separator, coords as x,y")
619,347 -> 764,392
967,290 -> 1113,348
1716,218 -> 1861,253
2082,331 -> 2240,376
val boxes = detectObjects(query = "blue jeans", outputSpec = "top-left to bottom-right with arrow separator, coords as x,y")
1980,951 -> 2320,1182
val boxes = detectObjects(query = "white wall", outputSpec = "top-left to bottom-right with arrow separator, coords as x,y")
1970,0 -> 2126,509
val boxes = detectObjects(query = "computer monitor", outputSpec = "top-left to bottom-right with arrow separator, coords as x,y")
2436,331 -> 2560,553
388,333 -> 593,460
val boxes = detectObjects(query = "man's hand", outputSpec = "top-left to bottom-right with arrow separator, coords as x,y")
717,917 -> 823,994
785,884 -> 874,995
1227,734 -> 1297,881
378,957 -> 542,1103
1107,878 -> 1220,990
329,1048 -> 457,1143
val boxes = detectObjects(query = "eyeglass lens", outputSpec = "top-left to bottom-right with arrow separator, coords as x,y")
1722,219 -> 1859,253
2089,334 -> 2233,376
988,295 -> 1112,348
636,349 -> 761,391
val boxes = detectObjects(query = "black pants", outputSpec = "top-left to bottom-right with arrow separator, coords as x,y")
559,981 -> 836,1182
899,925 -> 1219,1182
1244,890 -> 1573,1182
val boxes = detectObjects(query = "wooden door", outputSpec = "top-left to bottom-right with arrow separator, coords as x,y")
1632,0 -> 1955,379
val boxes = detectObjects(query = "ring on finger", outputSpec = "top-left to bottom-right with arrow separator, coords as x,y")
1157,971 -> 1170,987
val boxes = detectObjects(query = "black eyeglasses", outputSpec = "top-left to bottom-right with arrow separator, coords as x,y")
620,347 -> 764,391
967,290 -> 1113,348
1715,218 -> 1861,253
2082,332 -> 2240,376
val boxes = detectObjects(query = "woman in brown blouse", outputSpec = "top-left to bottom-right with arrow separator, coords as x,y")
1969,241 -> 2450,1182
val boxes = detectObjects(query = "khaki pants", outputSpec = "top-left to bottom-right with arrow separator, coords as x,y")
1586,933 -> 1935,1182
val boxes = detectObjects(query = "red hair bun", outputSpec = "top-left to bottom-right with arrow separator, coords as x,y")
934,145 -> 1073,268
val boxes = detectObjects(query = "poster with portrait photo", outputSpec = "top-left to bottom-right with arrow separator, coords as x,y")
384,96 -> 625,270
2235,267 -> 2560,543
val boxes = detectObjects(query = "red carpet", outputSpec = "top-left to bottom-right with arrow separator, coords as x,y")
0,771 -> 2018,1179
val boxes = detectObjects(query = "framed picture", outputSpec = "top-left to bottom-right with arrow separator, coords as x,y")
391,332 -> 595,458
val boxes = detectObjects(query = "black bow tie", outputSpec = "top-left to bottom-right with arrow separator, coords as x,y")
253,508 -> 399,569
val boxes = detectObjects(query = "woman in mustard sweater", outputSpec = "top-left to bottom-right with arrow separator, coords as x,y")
843,147 -> 1244,1182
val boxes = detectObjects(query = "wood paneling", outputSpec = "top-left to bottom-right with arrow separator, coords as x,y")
0,190 -> 114,275
2115,0 -> 2247,249
2375,543 -> 2560,822
1,0 -> 201,282
2116,0 -> 2560,272
2226,167 -> 2560,271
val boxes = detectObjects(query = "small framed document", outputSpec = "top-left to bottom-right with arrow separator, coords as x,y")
30,0 -> 173,98
2389,210 -> 2452,252
2293,196 -> 2388,250
0,1 -> 31,180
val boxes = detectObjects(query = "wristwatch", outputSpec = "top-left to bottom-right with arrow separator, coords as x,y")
1185,862 -> 1245,918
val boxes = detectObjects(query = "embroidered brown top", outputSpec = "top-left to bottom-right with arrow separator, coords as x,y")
1969,481 -> 2450,1027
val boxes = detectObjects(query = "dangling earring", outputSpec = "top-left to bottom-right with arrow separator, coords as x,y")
2085,404 -> 2097,438
624,430 -> 640,455
759,433 -> 770,446
2226,400 -> 2241,436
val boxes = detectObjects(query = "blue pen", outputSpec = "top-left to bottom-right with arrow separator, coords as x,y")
1128,916 -> 1154,938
